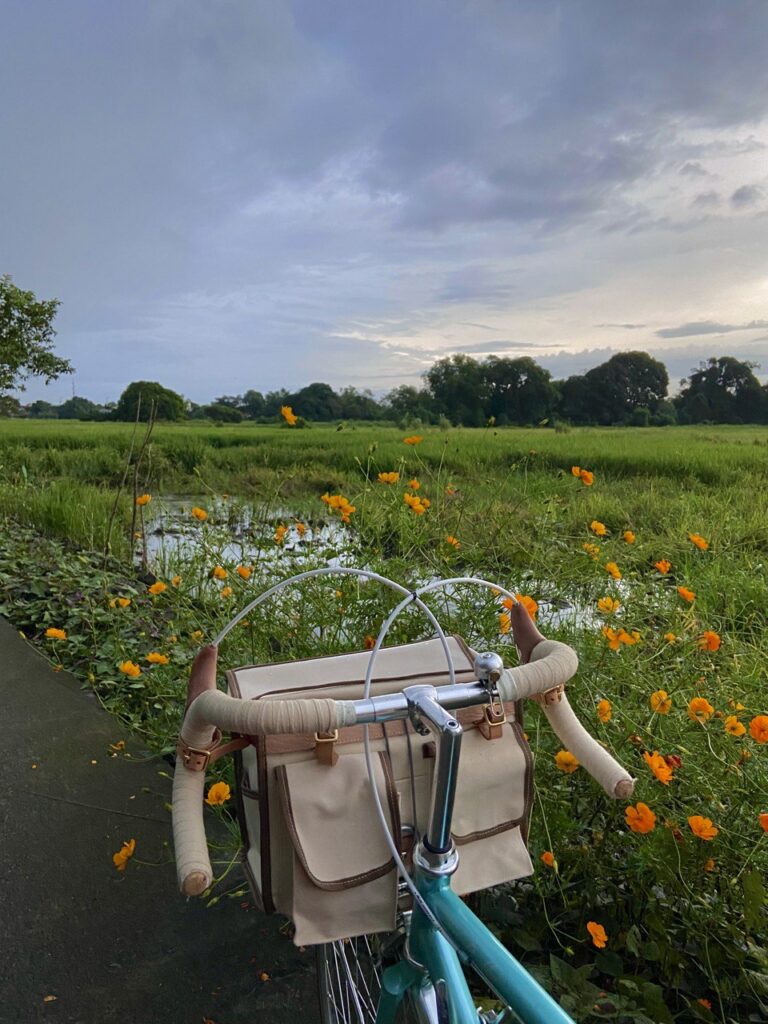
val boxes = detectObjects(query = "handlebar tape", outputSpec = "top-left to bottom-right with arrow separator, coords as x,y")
497,639 -> 579,700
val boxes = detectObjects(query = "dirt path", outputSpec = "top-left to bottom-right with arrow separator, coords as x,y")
0,616 -> 318,1023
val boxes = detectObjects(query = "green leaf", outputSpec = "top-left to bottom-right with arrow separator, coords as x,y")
641,982 -> 674,1024
743,869 -> 766,933
642,940 -> 660,962
625,924 -> 642,957
511,928 -> 543,952
595,950 -> 624,977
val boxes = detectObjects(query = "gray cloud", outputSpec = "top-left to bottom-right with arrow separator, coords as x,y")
692,191 -> 721,208
731,184 -> 766,207
657,320 -> 768,339
679,162 -> 709,177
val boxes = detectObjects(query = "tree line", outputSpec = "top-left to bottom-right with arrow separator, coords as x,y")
2,275 -> 767,426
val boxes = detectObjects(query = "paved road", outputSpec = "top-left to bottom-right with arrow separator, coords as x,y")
0,616 -> 318,1024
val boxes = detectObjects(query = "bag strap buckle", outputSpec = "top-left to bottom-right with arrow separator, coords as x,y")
479,699 -> 507,740
314,729 -> 339,766
177,731 -> 250,772
532,684 -> 565,707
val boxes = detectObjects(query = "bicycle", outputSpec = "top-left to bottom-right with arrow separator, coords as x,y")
172,571 -> 634,1023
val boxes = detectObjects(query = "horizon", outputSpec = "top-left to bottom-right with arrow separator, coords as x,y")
2,1 -> 767,404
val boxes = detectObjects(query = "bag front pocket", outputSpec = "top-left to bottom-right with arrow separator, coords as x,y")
275,751 -> 401,945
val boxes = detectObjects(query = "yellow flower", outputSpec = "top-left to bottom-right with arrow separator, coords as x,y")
571,465 -> 582,477
650,689 -> 672,714
296,523 -> 306,537
280,405 -> 298,426
112,838 -> 136,871
582,542 -> 600,559
205,782 -> 231,806
274,525 -> 288,544
654,559 -> 671,575
597,699 -> 612,723
499,612 -> 511,634
663,632 -> 677,643
135,494 -> 151,506
221,586 -> 233,598
602,627 -> 621,651
378,471 -> 400,484
236,565 -> 252,580
190,506 -> 208,521
321,493 -> 356,520
586,922 -> 608,948
118,660 -> 141,678
445,535 -> 460,548
724,716 -> 746,737
146,652 -> 169,665
688,815 -> 718,840
191,630 -> 203,640
704,858 -> 716,872
555,750 -> 579,774
698,631 -> 721,652
540,851 -> 555,867
408,478 -> 420,490
171,576 -> 182,587
590,520 -> 608,536
625,802 -> 656,834
688,697 -> 714,724
688,532 -> 709,551
212,566 -> 227,580
148,581 -> 167,595
623,530 -> 635,544
45,627 -> 67,640
677,586 -> 695,603
605,562 -> 621,580
597,596 -> 620,614
749,715 -> 768,743
403,492 -> 428,515
403,435 -> 423,445
579,469 -> 594,486
644,750 -> 674,785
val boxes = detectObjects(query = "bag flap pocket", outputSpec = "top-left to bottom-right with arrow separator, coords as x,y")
276,751 -> 400,890
452,724 -> 531,843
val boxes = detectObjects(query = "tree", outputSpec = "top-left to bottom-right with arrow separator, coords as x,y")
206,402 -> 243,423
424,354 -> 485,426
289,382 -> 343,421
382,385 -> 435,423
480,356 -> 556,425
114,381 -> 186,421
241,390 -> 266,419
576,352 -> 668,425
26,399 -> 57,418
675,357 -> 767,424
0,275 -> 72,396
0,395 -> 22,417
337,387 -> 383,421
57,396 -> 103,420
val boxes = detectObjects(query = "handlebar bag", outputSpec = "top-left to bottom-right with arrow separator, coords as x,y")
227,635 -> 534,945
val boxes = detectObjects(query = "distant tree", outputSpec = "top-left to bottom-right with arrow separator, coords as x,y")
0,275 -> 72,397
570,352 -> 669,425
480,356 -> 556,425
337,387 -> 383,420
556,375 -> 595,424
382,385 -> 435,423
289,382 -> 343,421
57,396 -> 103,420
214,394 -> 244,409
26,399 -> 57,418
675,356 -> 767,424
206,402 -> 244,423
114,380 -> 185,421
241,389 -> 266,419
424,354 -> 485,425
263,389 -> 291,417
0,395 -> 22,417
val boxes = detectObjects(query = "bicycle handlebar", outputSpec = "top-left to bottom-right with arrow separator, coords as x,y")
172,638 -> 634,896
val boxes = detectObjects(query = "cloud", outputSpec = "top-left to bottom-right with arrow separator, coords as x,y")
679,161 -> 709,177
595,323 -> 647,330
657,320 -> 768,339
692,191 -> 721,208
731,184 -> 766,207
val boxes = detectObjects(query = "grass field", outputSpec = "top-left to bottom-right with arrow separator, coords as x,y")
1,419 -> 767,1021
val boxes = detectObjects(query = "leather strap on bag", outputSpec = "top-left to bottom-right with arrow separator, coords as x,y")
176,729 -> 250,771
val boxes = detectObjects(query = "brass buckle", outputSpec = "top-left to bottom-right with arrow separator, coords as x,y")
479,700 -> 506,740
178,741 -> 212,771
532,684 -> 565,707
314,729 -> 339,766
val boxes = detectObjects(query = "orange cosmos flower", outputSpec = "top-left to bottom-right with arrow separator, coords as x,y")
555,750 -> 579,774
190,506 -> 208,521
724,716 -> 746,737
625,802 -> 656,834
579,470 -> 594,486
698,631 -> 721,652
205,782 -> 231,805
650,690 -> 672,714
212,566 -> 227,579
759,813 -> 768,833
644,750 -> 674,785
597,596 -> 620,614
582,542 -> 600,559
663,632 -> 677,643
378,471 -> 400,484
236,565 -> 252,580
688,532 -> 709,551
408,478 -> 420,490
171,576 -> 182,587
220,586 -> 233,598
571,465 -> 582,477
697,999 -> 712,1010
586,922 -> 608,948
502,594 -> 538,618
148,581 -> 167,595
280,405 -> 297,425
403,492 -> 428,515
296,522 -> 306,537
749,715 -> 768,743
146,652 -> 169,665
112,838 -> 136,871
445,535 -> 460,548
540,851 -> 556,867
403,435 -> 423,445
605,562 -> 621,580
704,858 -> 716,872
118,660 -> 141,678
688,815 -> 718,840
499,612 -> 511,634
623,530 -> 636,544
597,699 -> 612,723
688,697 -> 714,723
677,586 -> 695,603
363,634 -> 376,650
45,627 -> 67,640
274,525 -> 288,544
654,559 -> 671,575
590,520 -> 608,536
135,493 -> 151,506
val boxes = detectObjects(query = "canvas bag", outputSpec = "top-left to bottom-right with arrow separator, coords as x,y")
227,635 -> 534,946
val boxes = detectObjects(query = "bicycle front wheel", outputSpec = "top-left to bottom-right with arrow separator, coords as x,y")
316,935 -> 420,1024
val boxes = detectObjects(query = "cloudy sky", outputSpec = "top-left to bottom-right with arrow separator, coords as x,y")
2,1 -> 767,405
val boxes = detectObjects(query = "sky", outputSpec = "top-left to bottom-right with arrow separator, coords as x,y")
2,0 -> 767,405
